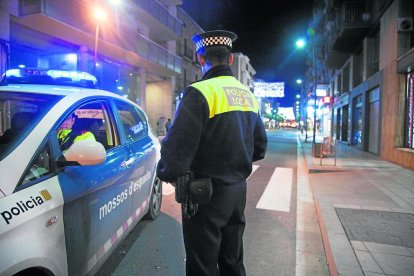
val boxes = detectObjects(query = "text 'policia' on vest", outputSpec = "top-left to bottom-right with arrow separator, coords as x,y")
190,76 -> 259,118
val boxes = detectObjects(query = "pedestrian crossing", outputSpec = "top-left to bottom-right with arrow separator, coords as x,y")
162,165 -> 294,213
256,167 -> 293,212
162,182 -> 175,195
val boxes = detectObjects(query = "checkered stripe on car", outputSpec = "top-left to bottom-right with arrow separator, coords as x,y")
87,197 -> 149,272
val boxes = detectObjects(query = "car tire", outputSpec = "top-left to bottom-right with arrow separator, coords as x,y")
144,176 -> 162,220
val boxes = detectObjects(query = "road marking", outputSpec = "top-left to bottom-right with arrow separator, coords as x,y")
162,182 -> 175,195
256,167 -> 293,212
248,164 -> 260,179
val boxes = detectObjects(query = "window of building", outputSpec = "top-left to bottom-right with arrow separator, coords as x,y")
352,95 -> 363,146
343,63 -> 350,92
337,73 -> 343,95
367,30 -> 380,78
353,48 -> 363,87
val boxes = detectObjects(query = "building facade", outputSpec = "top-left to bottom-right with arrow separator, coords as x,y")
231,52 -> 256,91
0,0 -> 259,137
0,0 -> 184,129
310,0 -> 414,169
175,7 -> 203,112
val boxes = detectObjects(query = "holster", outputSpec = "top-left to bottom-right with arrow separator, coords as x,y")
175,172 -> 213,219
189,177 -> 213,204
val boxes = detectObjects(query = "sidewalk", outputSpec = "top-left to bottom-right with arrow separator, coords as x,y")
298,133 -> 414,276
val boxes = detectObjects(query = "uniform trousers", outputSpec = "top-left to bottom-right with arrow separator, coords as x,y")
182,180 -> 247,276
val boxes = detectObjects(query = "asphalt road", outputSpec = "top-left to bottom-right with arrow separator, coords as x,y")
96,129 -> 299,276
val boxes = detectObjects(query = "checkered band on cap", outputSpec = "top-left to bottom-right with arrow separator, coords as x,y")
195,36 -> 233,52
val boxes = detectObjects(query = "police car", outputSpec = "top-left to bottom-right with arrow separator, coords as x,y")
0,69 -> 162,276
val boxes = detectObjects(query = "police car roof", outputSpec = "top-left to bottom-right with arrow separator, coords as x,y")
0,83 -> 112,97
0,68 -> 121,98
1,68 -> 97,88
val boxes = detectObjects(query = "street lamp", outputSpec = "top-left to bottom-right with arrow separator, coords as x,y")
295,77 -> 308,139
93,7 -> 106,74
297,32 -> 318,144
295,39 -> 306,49
308,28 -> 318,145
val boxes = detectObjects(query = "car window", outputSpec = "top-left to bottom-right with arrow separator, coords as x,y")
57,100 -> 117,151
114,100 -> 148,143
21,142 -> 52,186
0,92 -> 62,161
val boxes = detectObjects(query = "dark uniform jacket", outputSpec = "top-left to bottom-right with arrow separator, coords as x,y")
157,64 -> 267,185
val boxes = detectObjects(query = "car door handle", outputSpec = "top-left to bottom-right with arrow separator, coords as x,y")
121,157 -> 134,168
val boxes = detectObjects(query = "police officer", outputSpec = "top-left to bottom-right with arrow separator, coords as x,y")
157,30 -> 267,276
57,113 -> 96,151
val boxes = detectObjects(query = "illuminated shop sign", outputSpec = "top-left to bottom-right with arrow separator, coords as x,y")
253,82 -> 284,98
316,84 -> 328,97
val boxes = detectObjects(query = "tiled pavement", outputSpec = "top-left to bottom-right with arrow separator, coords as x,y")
298,133 -> 414,276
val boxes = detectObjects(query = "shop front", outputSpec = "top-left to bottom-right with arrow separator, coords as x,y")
367,87 -> 380,154
352,95 -> 363,147
334,93 -> 350,143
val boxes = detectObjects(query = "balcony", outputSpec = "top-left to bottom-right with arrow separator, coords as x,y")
133,0 -> 182,39
329,1 -> 372,53
158,0 -> 183,6
17,0 -> 182,75
121,27 -> 182,74
324,34 -> 350,69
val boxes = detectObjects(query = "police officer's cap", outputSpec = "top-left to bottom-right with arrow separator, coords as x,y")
192,30 -> 237,53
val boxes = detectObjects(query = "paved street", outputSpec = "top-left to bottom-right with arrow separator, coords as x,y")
96,129 -> 322,275
96,129 -> 414,276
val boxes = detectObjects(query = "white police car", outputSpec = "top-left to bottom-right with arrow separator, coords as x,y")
0,69 -> 162,276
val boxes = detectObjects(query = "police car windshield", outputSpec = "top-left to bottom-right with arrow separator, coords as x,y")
0,92 -> 62,161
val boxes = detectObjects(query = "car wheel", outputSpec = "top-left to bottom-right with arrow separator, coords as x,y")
144,176 -> 162,220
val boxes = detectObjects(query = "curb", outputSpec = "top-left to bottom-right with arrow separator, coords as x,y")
298,135 -> 337,276
314,200 -> 337,276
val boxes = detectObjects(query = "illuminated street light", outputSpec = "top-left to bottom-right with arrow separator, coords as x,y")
296,79 -> 302,84
295,39 -> 306,49
309,28 -> 318,145
297,30 -> 318,144
93,7 -> 106,74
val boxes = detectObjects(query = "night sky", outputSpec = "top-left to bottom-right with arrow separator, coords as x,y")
181,0 -> 313,107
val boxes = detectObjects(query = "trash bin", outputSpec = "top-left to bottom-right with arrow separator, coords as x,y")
312,143 -> 322,157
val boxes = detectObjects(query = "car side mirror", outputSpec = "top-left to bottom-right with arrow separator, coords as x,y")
60,140 -> 106,166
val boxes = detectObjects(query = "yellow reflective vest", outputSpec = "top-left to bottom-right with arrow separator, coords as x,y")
190,76 -> 259,118
58,129 -> 96,151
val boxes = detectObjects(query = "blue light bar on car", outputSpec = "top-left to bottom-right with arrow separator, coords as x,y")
1,68 -> 98,88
